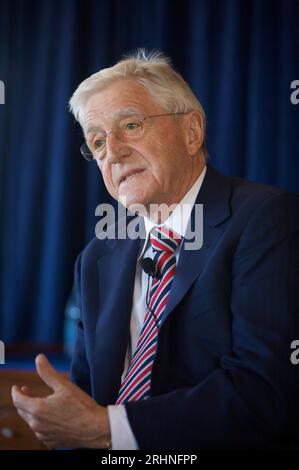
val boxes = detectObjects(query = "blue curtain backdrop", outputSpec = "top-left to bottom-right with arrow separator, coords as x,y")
0,0 -> 298,344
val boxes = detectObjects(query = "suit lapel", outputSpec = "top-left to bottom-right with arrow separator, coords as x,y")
160,164 -> 232,326
93,234 -> 142,405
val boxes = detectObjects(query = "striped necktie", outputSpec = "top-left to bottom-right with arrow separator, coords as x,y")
116,225 -> 182,404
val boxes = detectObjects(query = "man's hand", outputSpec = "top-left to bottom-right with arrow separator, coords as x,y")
11,354 -> 111,449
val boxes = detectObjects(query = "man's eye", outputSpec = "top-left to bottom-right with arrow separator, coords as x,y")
125,121 -> 140,131
93,138 -> 106,150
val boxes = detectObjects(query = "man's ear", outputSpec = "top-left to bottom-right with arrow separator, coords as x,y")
184,112 -> 204,155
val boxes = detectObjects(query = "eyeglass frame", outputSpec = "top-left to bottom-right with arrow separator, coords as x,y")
80,111 -> 190,161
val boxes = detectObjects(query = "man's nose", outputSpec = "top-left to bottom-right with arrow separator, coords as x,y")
105,131 -> 130,164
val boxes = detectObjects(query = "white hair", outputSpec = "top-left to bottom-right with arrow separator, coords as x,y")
69,49 -> 207,154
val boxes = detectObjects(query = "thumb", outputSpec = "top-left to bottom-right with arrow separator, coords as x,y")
35,354 -> 62,391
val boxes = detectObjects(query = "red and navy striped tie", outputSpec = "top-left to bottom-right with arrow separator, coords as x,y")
116,225 -> 182,404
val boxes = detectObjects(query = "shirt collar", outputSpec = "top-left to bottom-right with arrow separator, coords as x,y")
138,165 -> 207,259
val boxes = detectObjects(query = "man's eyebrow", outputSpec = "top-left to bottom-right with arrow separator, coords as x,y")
114,107 -> 144,118
85,125 -> 104,135
84,107 -> 144,135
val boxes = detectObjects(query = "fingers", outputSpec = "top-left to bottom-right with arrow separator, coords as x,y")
35,354 -> 63,391
11,385 -> 36,412
21,385 -> 38,397
16,407 -> 31,424
12,379 -> 59,449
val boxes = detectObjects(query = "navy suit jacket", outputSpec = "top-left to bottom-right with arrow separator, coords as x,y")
70,164 -> 299,449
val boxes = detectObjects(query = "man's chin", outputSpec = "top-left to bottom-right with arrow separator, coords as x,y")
118,194 -> 149,216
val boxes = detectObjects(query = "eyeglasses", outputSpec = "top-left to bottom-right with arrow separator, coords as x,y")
80,112 -> 189,161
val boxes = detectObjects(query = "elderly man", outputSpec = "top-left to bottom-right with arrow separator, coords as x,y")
12,50 -> 299,450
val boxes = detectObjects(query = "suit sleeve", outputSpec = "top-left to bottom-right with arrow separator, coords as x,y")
125,192 -> 299,449
69,252 -> 92,396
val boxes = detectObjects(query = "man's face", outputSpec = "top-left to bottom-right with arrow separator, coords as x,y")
83,80 -> 193,211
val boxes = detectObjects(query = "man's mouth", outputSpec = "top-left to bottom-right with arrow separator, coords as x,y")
119,169 -> 145,185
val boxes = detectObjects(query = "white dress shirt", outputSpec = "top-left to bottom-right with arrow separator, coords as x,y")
107,166 -> 207,450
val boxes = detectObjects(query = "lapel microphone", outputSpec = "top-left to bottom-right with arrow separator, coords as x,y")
141,257 -> 160,329
141,257 -> 160,279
